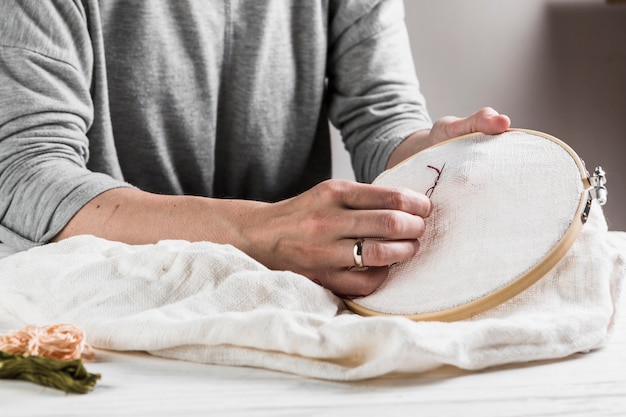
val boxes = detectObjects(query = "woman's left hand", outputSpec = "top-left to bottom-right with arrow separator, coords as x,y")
387,107 -> 511,169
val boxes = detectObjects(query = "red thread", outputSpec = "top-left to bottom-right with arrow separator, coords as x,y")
425,163 -> 445,198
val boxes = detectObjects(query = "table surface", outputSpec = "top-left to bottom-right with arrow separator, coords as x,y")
0,242 -> 624,417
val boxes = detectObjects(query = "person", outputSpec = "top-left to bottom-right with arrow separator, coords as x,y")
0,0 -> 510,297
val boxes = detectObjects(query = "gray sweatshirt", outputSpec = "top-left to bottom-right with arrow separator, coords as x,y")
0,0 -> 431,250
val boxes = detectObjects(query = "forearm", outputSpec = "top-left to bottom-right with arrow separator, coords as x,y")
52,188 -> 268,253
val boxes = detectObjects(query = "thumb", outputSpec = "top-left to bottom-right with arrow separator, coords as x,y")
435,107 -> 511,141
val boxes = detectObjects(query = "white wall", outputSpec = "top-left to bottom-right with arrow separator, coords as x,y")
331,0 -> 626,230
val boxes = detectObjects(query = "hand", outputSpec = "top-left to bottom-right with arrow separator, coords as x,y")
387,107 -> 511,169
245,180 -> 431,298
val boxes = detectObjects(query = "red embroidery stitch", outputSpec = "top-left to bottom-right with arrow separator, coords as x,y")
425,163 -> 445,198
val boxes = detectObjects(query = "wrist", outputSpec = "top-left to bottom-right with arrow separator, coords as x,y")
386,129 -> 432,170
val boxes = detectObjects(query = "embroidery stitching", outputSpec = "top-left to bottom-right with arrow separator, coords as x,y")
425,163 -> 445,198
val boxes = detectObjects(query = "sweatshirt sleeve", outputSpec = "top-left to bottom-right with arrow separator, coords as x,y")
0,1 -> 128,250
327,0 -> 432,183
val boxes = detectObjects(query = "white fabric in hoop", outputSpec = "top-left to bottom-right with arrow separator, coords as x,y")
349,129 -> 587,319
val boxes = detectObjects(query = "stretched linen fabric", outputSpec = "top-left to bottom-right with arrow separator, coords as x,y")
347,130 -> 596,320
0,212 -> 623,381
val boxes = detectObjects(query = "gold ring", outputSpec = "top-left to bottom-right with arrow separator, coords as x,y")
353,239 -> 365,268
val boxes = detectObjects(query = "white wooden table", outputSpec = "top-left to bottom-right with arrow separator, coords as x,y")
0,299 -> 623,417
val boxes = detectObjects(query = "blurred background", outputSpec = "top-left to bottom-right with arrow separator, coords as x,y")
331,0 -> 626,231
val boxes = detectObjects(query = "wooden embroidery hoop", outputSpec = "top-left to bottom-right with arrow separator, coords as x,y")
344,129 -> 607,322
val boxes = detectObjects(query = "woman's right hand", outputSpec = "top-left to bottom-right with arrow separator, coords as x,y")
243,179 -> 431,297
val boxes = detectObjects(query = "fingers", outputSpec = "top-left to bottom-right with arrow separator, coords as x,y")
350,209 -> 426,241
312,238 -> 418,297
308,181 -> 428,244
330,181 -> 428,256
319,180 -> 431,218
321,266 -> 391,298
345,238 -> 419,268
305,238 -> 419,298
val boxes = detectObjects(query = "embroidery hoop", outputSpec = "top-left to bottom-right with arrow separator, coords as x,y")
344,129 -> 607,322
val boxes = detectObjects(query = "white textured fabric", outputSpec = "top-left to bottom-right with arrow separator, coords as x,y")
355,131 -> 585,315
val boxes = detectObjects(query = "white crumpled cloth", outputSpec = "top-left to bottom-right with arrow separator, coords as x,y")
0,221 -> 624,380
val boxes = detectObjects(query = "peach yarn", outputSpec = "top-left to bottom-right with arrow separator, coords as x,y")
0,323 -> 94,361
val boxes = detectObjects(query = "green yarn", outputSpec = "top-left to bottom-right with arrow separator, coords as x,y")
0,350 -> 100,394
